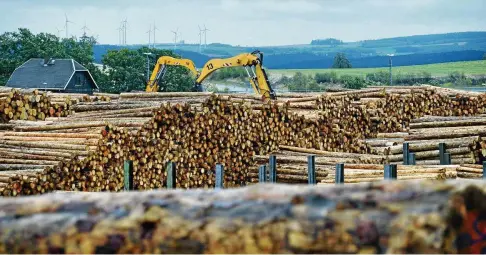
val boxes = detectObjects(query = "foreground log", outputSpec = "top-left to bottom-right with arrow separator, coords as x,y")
0,180 -> 485,254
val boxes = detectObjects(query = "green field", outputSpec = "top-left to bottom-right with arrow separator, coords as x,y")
269,60 -> 486,77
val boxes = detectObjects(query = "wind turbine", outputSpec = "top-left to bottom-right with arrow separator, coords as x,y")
198,25 -> 203,53
152,21 -> 158,48
116,25 -> 123,45
171,28 -> 179,51
146,25 -> 152,48
64,13 -> 75,38
121,18 -> 128,45
202,25 -> 209,48
55,27 -> 64,38
81,21 -> 90,37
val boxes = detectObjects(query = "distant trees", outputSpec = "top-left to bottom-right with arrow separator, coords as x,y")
483,53 -> 486,60
0,28 -> 194,93
310,38 -> 343,46
100,47 -> 195,93
332,53 -> 352,68
0,28 -> 100,86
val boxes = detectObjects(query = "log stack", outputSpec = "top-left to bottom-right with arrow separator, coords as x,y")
369,115 -> 486,165
0,86 -> 485,196
0,89 -> 52,122
316,86 -> 486,141
0,180 -> 485,254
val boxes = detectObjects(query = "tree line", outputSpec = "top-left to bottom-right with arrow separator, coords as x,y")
0,28 -> 194,93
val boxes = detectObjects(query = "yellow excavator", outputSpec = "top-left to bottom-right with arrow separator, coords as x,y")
145,50 -> 276,100
195,50 -> 276,100
146,56 -> 198,92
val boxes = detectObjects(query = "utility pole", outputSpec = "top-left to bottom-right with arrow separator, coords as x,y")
143,53 -> 153,82
388,54 -> 394,85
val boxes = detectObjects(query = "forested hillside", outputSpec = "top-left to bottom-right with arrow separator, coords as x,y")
93,32 -> 486,69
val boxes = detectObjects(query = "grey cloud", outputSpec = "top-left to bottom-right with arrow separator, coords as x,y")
0,0 -> 484,46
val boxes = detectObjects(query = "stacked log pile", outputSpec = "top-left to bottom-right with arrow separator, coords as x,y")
368,116 -> 486,165
1,180 -> 485,254
248,145 -> 386,184
0,86 -> 485,196
315,86 -> 486,141
0,89 -> 56,121
318,164 -> 458,184
0,93 -> 374,195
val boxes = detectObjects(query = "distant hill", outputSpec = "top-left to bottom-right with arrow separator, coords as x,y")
266,50 -> 486,69
93,31 -> 486,69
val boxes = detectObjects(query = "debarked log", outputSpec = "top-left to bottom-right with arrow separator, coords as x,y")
0,180 -> 484,254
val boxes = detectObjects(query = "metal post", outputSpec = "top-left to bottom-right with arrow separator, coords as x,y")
384,164 -> 398,180
335,163 -> 344,184
409,153 -> 416,165
123,160 -> 133,191
307,155 -> 316,185
146,56 -> 150,82
439,143 -> 447,165
483,161 -> 486,179
403,143 -> 410,165
258,165 -> 266,183
269,155 -> 277,183
443,153 -> 452,165
166,161 -> 176,189
215,164 -> 224,189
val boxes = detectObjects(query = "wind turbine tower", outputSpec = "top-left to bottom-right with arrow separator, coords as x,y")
146,25 -> 152,48
64,13 -> 74,38
117,25 -> 123,45
202,25 -> 209,48
171,29 -> 179,51
121,18 -> 128,45
56,27 -> 64,38
152,22 -> 158,48
81,21 -> 90,37
198,25 -> 203,53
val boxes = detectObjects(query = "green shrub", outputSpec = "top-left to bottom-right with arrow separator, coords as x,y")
366,71 -> 389,84
340,75 -> 367,89
315,72 -> 338,83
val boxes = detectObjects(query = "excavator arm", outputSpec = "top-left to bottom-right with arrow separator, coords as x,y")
195,50 -> 276,100
146,56 -> 198,92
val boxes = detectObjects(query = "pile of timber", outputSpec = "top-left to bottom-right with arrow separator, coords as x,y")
0,94 -> 372,195
315,86 -> 486,140
249,145 -> 386,184
0,180 -> 485,254
249,146 -> 458,184
456,164 -> 485,179
369,115 -> 486,165
1,86 -> 486,196
318,164 -> 458,184
0,88 -> 72,122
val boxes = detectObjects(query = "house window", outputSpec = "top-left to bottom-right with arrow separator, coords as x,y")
75,75 -> 82,87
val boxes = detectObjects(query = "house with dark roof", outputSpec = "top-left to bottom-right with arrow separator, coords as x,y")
6,58 -> 99,94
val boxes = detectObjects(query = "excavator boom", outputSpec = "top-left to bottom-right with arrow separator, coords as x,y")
196,50 -> 276,100
146,56 -> 198,92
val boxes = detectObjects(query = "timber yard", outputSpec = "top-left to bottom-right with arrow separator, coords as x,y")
0,1 -> 486,254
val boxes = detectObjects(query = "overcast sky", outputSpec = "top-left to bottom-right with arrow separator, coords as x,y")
0,0 -> 485,46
